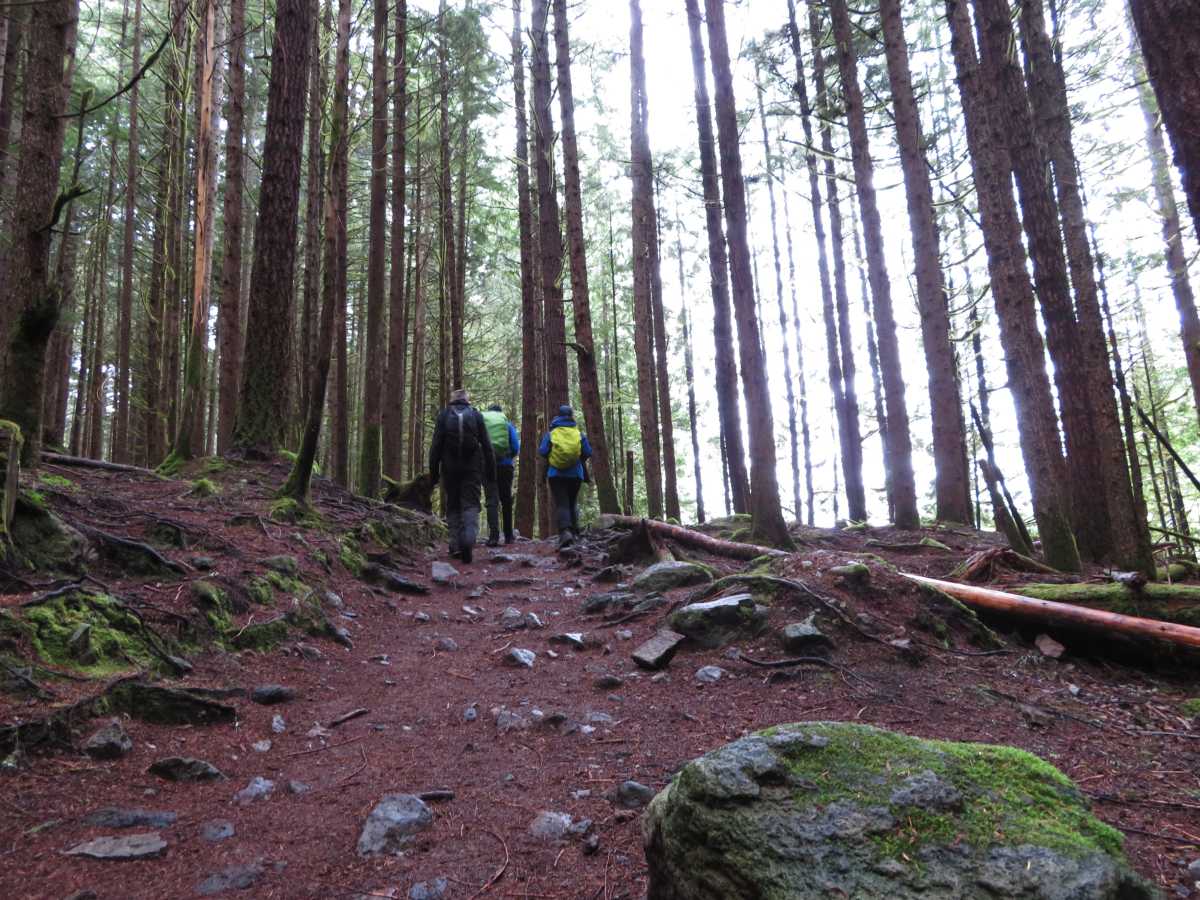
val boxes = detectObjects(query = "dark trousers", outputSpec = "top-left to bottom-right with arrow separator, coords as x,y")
549,476 -> 581,534
486,465 -> 515,539
442,464 -> 482,552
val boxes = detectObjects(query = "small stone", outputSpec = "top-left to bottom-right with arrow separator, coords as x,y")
252,739 -> 272,753
418,789 -> 455,803
191,555 -> 216,571
414,612 -> 431,623
610,780 -> 656,809
357,795 -> 433,855
234,776 -> 275,805
529,810 -> 573,841
371,653 -> 391,664
583,833 -> 601,855
200,820 -> 235,843
616,629 -> 633,641
464,704 -> 478,722
551,632 -> 588,650
594,674 -> 624,690
695,665 -> 725,684
65,833 -> 167,861
494,708 -> 529,732
287,780 -> 311,795
586,711 -> 616,726
1068,684 -> 1081,697
251,684 -> 297,705
295,643 -> 324,661
780,614 -> 834,655
434,637 -> 459,652
83,807 -> 177,829
431,562 -> 459,585
272,714 -> 287,734
505,648 -> 536,668
409,877 -> 450,900
500,607 -> 526,630
631,629 -> 686,670
83,719 -> 133,760
593,565 -> 626,584
1036,633 -> 1066,659
462,605 -> 483,618
571,789 -> 592,800
1187,858 -> 1200,878
582,591 -> 636,615
525,612 -> 546,629
323,590 -> 344,609
148,757 -> 224,782
196,863 -> 265,895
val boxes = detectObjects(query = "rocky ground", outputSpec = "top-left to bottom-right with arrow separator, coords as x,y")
1,457 -> 1199,899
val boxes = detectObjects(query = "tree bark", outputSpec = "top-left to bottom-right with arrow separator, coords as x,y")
703,0 -> 791,548
298,0 -> 325,431
0,0 -> 79,467
880,0 -> 971,525
683,0 -> 749,516
551,0 -> 618,514
829,0 -> 918,530
233,0 -> 312,457
680,273 -> 705,525
383,0 -> 409,480
1129,0 -> 1200,235
945,0 -> 1079,571
627,0 -> 664,520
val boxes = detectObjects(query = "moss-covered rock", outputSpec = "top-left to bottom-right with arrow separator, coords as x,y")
339,534 -> 367,576
643,722 -> 1151,899
7,494 -> 88,574
23,592 -> 163,676
668,594 -> 770,649
188,478 -> 219,498
190,581 -> 232,634
632,560 -> 713,594
229,617 -> 290,651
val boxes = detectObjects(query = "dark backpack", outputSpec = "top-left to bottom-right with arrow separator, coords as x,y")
444,406 -> 480,461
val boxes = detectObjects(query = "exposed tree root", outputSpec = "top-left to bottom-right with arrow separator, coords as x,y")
599,514 -> 787,561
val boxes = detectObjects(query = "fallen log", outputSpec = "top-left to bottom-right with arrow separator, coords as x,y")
41,452 -> 167,478
902,573 -> 1200,650
597,515 -> 787,561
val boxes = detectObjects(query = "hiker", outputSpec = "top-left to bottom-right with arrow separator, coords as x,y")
429,388 -> 496,564
481,404 -> 520,546
538,404 -> 592,549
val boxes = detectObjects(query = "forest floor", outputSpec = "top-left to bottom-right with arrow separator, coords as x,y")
1,457 -> 1199,899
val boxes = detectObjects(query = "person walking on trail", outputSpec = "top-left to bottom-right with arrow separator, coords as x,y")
538,404 -> 592,550
481,404 -> 520,546
429,389 -> 496,564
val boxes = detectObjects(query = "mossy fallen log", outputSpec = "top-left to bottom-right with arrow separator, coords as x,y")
1012,582 -> 1200,605
599,515 -> 787,561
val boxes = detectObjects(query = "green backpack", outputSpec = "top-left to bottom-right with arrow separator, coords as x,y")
548,426 -> 582,470
481,410 -> 509,455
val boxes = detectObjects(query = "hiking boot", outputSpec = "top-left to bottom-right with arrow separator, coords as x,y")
557,529 -> 575,550
486,535 -> 500,548
461,543 -> 473,564
448,546 -> 462,560
504,532 -> 515,545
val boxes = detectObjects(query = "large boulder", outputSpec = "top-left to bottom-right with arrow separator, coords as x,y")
667,594 -> 769,649
643,722 -> 1152,900
632,561 -> 712,594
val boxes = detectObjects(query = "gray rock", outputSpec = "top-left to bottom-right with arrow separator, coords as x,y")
431,562 -> 459,585
594,673 -> 624,689
611,780 -> 655,809
1188,858 -> 1200,878
494,708 -> 529,732
505,648 -> 536,669
525,612 -> 546,629
252,739 -> 272,753
65,833 -> 167,861
593,565 -> 627,584
434,637 -> 459,652
261,554 -> 299,576
500,607 -> 526,630
271,714 -> 287,734
669,594 -> 769,649
148,756 -> 225,782
409,876 -> 449,900
551,632 -> 588,650
196,863 -> 265,895
586,711 -> 616,726
362,563 -> 430,595
234,776 -> 275,805
251,684 -> 296,705
631,560 -> 713,594
287,780 -> 311,795
694,665 -> 725,684
414,612 -> 431,623
582,591 -> 636,615
781,613 -> 834,655
200,820 -> 235,843
83,719 -> 133,760
464,704 -> 478,722
632,629 -> 687,670
82,807 -> 176,829
616,629 -> 634,641
643,721 -> 1154,900
192,555 -> 216,570
529,810 -> 573,842
295,643 -> 324,661
357,795 -> 433,855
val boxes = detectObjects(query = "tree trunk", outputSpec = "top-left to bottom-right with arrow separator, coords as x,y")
680,274 -> 705,525
215,0 -> 247,455
283,0 -> 348,503
829,0 -> 918,530
552,0 -> 619,514
628,0 -> 664,520
801,2 -> 866,523
754,61 -> 802,524
0,0 -> 79,467
779,165 -> 813,526
1129,0 -> 1200,234
703,0 -> 791,548
383,0 -> 408,480
880,0 -> 971,525
945,0 -> 1079,571
649,177 -> 681,522
298,0 -> 326,432
436,0 -> 459,395
683,0 -> 749,516
233,0 -> 312,456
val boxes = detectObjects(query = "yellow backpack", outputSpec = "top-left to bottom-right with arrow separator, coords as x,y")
548,426 -> 582,469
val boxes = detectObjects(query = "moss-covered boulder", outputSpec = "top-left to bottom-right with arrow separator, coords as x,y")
23,592 -> 164,676
643,722 -> 1151,899
632,560 -> 713,595
8,493 -> 88,573
668,594 -> 769,649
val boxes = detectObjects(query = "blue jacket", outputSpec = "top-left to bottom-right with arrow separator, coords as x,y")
538,416 -> 593,479
497,421 -> 520,467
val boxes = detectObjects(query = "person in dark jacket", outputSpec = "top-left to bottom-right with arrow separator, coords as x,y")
481,404 -> 520,546
429,389 -> 496,563
538,404 -> 592,549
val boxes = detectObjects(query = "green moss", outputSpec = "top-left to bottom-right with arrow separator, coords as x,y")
339,534 -> 366,577
37,474 -> 75,491
1180,698 -> 1200,718
22,593 -> 163,676
246,577 -> 275,606
747,555 -> 779,576
23,490 -> 46,510
156,452 -> 184,477
199,457 -> 230,475
189,478 -> 219,498
265,569 -> 310,600
280,449 -> 321,477
759,722 -> 1125,863
190,581 -> 232,634
229,617 -> 290,651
